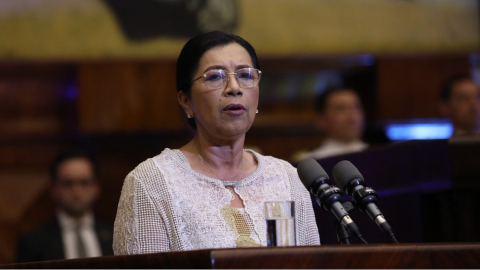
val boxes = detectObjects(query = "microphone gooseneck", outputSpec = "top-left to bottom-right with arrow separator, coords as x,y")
332,160 -> 398,243
297,158 -> 365,244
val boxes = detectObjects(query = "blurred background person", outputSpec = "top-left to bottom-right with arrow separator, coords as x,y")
292,88 -> 368,162
15,149 -> 113,262
439,74 -> 480,137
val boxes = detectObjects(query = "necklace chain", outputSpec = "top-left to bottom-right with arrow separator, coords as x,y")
198,153 -> 245,187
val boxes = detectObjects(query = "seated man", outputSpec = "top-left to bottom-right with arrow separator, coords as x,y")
16,149 -> 113,262
293,88 -> 368,161
439,74 -> 480,137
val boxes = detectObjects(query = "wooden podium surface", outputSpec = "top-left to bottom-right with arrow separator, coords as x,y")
2,243 -> 480,269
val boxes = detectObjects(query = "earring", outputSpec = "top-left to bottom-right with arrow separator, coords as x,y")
256,110 -> 259,114
187,114 -> 192,118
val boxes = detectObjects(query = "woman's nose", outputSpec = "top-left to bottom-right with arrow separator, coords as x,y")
224,75 -> 243,97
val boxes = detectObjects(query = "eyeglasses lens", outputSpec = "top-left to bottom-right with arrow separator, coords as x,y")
204,70 -> 227,89
237,68 -> 259,88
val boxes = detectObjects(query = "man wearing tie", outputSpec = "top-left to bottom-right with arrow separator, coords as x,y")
16,149 -> 113,262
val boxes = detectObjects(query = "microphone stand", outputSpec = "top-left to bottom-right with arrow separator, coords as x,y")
332,201 -> 356,245
334,220 -> 352,244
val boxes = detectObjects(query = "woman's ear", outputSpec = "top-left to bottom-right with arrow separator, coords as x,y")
177,91 -> 194,118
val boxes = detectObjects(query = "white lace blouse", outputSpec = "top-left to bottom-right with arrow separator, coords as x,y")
113,148 -> 320,255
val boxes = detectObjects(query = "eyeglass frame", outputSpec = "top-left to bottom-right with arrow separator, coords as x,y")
190,67 -> 262,90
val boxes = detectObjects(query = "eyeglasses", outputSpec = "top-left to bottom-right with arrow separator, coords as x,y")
191,67 -> 262,90
57,178 -> 96,189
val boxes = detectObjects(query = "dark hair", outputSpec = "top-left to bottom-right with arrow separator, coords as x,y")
314,88 -> 358,113
176,31 -> 260,129
49,148 -> 97,182
440,73 -> 472,101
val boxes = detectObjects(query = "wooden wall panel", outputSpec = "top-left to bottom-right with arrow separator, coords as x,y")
78,62 -> 183,133
0,64 -> 76,137
376,55 -> 471,121
141,63 -> 184,130
0,224 -> 15,264
0,173 -> 49,223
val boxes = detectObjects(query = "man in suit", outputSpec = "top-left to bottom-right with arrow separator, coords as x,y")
292,88 -> 369,161
16,149 -> 113,262
439,74 -> 480,137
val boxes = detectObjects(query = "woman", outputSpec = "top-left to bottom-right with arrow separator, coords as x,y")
113,31 -> 320,254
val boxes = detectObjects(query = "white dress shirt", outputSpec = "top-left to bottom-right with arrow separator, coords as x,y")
298,139 -> 369,160
57,211 -> 102,259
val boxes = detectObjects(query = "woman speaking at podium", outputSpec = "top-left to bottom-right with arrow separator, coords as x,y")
113,31 -> 320,254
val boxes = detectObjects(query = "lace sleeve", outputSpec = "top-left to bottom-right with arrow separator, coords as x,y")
113,172 -> 170,255
300,191 -> 321,245
279,160 -> 321,246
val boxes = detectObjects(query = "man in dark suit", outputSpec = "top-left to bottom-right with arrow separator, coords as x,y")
16,149 -> 114,262
439,74 -> 480,137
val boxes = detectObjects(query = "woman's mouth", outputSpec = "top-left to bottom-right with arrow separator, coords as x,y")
223,103 -> 246,115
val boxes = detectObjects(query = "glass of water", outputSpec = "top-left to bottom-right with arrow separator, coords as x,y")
264,201 -> 296,247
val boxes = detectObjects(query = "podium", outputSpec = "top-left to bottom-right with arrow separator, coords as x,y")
304,139 -> 480,244
2,243 -> 480,268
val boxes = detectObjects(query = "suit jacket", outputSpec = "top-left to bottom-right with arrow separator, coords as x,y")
15,217 -> 114,263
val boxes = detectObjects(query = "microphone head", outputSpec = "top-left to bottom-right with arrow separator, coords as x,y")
332,160 -> 364,192
297,158 -> 329,189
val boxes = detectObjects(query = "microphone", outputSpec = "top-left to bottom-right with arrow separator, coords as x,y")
332,160 -> 398,243
297,158 -> 365,243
